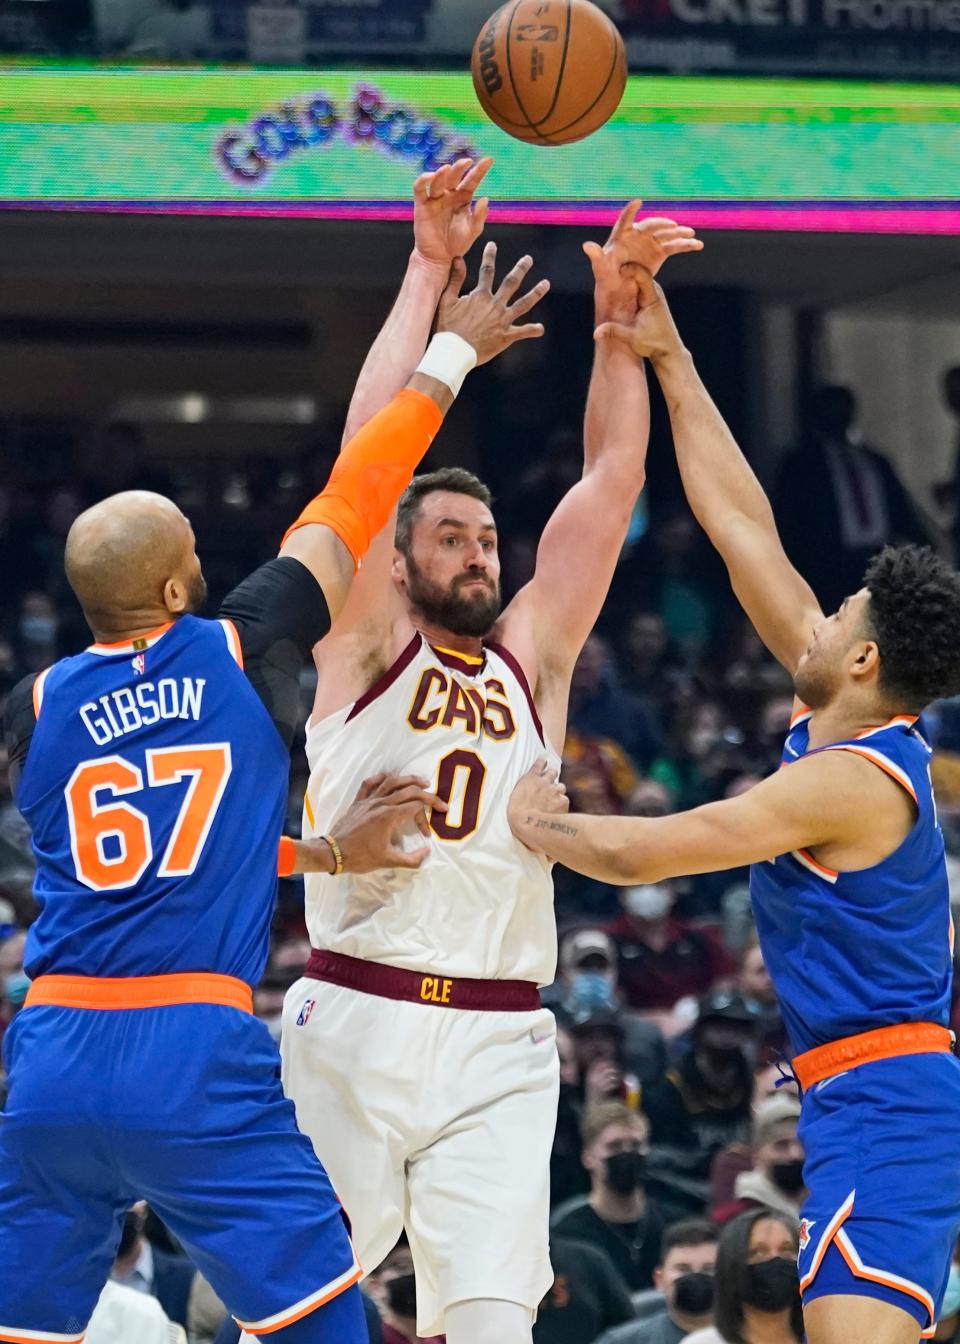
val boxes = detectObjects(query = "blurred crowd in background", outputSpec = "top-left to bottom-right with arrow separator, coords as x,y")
5,360 -> 960,1344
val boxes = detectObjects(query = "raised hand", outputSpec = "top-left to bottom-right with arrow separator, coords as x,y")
594,270 -> 686,366
584,199 -> 703,323
330,773 -> 447,873
413,156 -> 494,271
436,241 -> 549,366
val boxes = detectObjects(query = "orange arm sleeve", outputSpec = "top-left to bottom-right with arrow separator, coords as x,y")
282,387 -> 443,565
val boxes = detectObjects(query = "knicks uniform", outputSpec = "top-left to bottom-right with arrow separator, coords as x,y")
751,710 -> 960,1338
282,635 -> 561,1336
0,574 -> 362,1343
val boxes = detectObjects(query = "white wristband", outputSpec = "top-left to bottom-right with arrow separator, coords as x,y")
415,332 -> 478,397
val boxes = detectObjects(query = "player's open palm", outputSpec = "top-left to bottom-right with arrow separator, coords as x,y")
437,241 -> 549,365
331,774 -> 447,874
413,156 -> 493,270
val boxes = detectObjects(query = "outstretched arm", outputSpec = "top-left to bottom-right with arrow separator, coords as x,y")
500,204 -> 703,740
327,157 -> 493,643
597,275 -> 822,673
508,749 -> 910,885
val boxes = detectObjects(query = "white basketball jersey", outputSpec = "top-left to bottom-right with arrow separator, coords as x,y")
302,634 -> 560,985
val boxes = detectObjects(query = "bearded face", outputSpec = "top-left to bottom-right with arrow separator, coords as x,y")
403,552 -> 501,637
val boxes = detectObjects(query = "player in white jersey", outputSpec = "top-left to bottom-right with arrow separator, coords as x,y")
278,165 -> 703,1344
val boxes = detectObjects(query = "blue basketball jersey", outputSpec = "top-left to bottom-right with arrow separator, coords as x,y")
749,711 -> 953,1056
15,616 -> 289,985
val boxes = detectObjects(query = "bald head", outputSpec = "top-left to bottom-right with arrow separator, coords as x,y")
65,491 -> 206,636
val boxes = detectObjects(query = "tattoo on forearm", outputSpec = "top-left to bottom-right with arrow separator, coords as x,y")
527,815 -> 579,837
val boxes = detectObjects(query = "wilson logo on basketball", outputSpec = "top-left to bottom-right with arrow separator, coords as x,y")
476,17 -> 503,95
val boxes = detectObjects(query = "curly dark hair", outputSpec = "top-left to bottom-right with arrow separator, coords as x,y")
864,545 -> 960,712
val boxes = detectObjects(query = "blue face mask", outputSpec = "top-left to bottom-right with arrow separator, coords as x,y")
3,972 -> 30,1008
569,971 -> 616,1011
942,1265 -> 960,1319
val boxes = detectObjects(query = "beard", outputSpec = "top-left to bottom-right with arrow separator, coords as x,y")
186,569 -> 208,614
793,647 -> 839,710
405,555 -> 501,638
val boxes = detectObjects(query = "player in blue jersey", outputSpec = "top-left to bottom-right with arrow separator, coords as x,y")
508,270 -> 960,1344
0,179 -> 549,1344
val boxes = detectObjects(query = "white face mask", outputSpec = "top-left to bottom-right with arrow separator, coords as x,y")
624,884 -> 673,921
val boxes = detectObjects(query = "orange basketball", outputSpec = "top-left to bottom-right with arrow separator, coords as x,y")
471,0 -> 627,147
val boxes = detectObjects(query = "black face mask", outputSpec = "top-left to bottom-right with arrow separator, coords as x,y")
604,1151 -> 646,1196
386,1272 -> 418,1320
770,1159 -> 806,1194
118,1209 -> 144,1259
672,1270 -> 715,1317
743,1257 -> 799,1312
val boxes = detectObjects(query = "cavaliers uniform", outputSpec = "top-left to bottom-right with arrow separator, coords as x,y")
282,635 -> 561,1337
751,709 -> 960,1338
0,560 -> 362,1343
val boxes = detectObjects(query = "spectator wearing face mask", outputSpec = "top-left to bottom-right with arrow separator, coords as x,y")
642,992 -> 757,1179
0,929 -> 29,1046
533,1237 -> 635,1344
596,1218 -> 720,1344
682,1208 -> 803,1344
551,1102 -> 665,1291
555,929 -> 667,1085
605,884 -> 733,1017
711,1096 -> 805,1224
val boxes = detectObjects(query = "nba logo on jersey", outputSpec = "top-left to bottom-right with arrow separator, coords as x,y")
131,653 -> 146,675
296,999 -> 315,1027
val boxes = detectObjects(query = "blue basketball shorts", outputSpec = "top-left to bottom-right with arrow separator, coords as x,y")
797,1051 -> 960,1338
0,1001 -> 361,1342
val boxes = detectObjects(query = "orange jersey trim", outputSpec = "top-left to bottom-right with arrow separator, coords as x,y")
31,667 -> 51,719
792,1022 -> 953,1091
236,1265 -> 363,1334
821,743 -> 919,804
87,621 -> 174,654
834,1227 -> 935,1324
218,618 -> 244,668
25,972 -> 252,1014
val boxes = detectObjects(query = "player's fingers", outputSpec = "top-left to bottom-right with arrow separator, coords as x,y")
635,215 -> 681,231
611,198 -> 643,236
442,257 -> 467,305
357,773 -> 388,800
430,162 -> 452,197
507,322 -> 545,344
373,776 -> 434,801
506,277 -> 550,318
471,197 -> 490,235
389,844 -> 431,869
494,253 -> 533,303
382,784 -> 446,810
477,240 -> 497,291
535,757 -> 550,775
662,238 -> 705,255
460,154 -> 494,194
594,321 -> 635,345
448,156 -> 474,189
412,171 -> 435,202
636,271 -> 660,306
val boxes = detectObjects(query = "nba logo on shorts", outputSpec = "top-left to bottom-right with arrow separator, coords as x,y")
799,1218 -> 815,1252
296,999 -> 315,1027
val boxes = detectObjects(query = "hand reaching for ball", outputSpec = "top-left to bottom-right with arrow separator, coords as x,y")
412,157 -> 493,272
584,200 -> 704,324
436,241 -> 549,366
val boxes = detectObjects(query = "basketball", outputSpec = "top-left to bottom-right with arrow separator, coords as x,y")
471,0 -> 627,147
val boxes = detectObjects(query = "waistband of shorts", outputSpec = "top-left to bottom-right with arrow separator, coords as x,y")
792,1022 -> 954,1090
24,972 -> 253,1013
304,948 -> 542,1012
